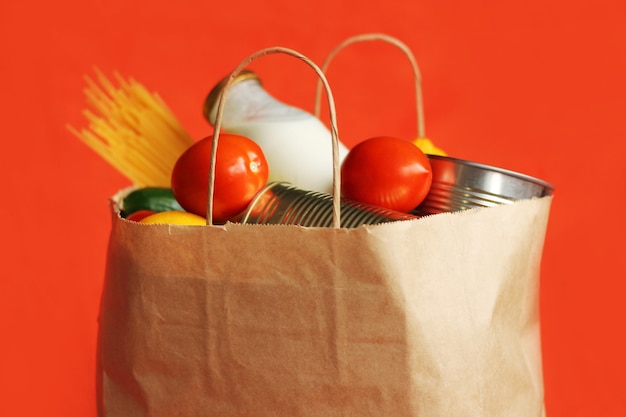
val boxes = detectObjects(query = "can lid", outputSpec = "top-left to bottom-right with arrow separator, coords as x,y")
203,70 -> 261,124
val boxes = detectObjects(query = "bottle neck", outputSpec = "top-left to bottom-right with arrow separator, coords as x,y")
206,76 -> 311,127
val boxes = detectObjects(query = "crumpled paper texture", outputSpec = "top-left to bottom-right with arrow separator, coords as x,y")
99,195 -> 552,417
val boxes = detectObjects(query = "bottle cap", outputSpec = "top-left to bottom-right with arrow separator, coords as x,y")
203,70 -> 261,124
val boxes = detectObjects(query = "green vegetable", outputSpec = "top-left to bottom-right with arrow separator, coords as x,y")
121,187 -> 184,217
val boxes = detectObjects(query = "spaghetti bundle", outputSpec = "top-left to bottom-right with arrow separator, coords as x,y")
68,69 -> 194,187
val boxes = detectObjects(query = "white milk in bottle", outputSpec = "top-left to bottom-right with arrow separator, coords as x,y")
204,71 -> 349,194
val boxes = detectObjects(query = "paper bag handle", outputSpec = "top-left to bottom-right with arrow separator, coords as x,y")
209,47 -> 343,228
313,33 -> 426,139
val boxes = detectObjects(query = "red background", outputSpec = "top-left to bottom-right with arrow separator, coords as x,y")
1,0 -> 625,415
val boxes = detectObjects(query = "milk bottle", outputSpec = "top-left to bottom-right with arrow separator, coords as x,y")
204,71 -> 349,194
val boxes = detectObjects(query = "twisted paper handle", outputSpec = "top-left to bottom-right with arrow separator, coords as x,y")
314,33 -> 426,139
209,47 -> 343,228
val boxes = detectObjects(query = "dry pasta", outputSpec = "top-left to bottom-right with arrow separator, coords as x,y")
68,69 -> 194,187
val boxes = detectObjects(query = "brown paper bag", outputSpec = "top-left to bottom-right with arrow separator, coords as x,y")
100,195 -> 551,417
98,47 -> 552,417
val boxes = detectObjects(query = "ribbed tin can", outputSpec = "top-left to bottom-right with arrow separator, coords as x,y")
240,182 -> 418,228
414,155 -> 555,215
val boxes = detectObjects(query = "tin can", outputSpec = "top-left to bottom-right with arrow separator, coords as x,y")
414,155 -> 555,215
240,182 -> 418,228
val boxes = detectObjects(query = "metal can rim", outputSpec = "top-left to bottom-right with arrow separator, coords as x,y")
427,154 -> 555,194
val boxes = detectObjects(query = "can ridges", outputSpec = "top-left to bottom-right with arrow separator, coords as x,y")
241,182 -> 418,228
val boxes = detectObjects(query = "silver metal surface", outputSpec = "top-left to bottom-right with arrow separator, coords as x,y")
241,182 -> 418,228
415,155 -> 555,215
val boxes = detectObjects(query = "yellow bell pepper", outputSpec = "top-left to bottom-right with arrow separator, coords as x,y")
412,137 -> 447,156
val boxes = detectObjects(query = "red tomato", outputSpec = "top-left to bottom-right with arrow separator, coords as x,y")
124,209 -> 156,222
171,133 -> 269,223
340,136 -> 433,213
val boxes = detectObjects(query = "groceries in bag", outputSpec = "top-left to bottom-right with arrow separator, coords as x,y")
69,42 -> 554,228
66,41 -> 556,417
